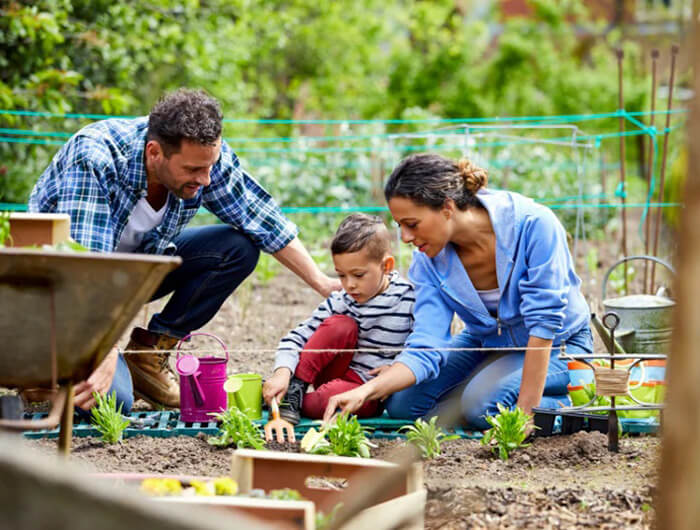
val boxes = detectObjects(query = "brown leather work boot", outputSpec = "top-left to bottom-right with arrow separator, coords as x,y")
124,327 -> 181,408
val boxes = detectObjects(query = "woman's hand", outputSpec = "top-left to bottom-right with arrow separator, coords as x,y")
323,385 -> 372,423
368,365 -> 392,377
74,348 -> 119,410
263,368 -> 292,405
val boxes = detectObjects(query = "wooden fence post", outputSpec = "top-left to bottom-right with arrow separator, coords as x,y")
656,7 -> 700,529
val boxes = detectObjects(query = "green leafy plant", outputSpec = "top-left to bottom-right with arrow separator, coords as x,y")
208,406 -> 266,449
399,416 -> 459,459
480,403 -> 535,461
91,391 -> 130,444
303,413 -> 374,458
0,211 -> 11,247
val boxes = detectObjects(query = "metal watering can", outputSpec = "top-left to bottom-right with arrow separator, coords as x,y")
175,332 -> 229,423
597,255 -> 675,355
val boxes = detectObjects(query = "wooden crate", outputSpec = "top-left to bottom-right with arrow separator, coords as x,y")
92,472 -> 314,530
232,449 -> 426,530
7,212 -> 71,247
157,496 -> 315,530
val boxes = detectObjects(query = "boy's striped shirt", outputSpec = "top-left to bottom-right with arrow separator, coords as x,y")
274,271 -> 415,382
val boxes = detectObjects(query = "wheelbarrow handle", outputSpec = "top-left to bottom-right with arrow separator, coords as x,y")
602,255 -> 676,300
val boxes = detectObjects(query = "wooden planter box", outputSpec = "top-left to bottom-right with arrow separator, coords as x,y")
94,450 -> 426,530
231,449 -> 426,530
7,213 -> 71,247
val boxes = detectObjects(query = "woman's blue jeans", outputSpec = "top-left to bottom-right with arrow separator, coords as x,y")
91,225 -> 260,415
385,326 -> 593,429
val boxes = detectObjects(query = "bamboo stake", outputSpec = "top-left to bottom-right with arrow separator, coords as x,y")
643,49 -> 659,290
616,49 -> 628,293
656,12 -> 700,528
650,45 -> 680,293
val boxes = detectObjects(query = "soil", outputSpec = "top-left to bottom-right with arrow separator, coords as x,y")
18,230 -> 665,529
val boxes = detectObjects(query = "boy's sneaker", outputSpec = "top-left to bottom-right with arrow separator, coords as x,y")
278,376 -> 308,425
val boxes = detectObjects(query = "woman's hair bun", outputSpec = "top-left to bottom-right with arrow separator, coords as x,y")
457,158 -> 488,194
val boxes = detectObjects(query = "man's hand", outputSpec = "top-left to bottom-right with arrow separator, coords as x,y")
317,275 -> 342,298
74,348 -> 119,410
263,368 -> 292,405
323,385 -> 372,423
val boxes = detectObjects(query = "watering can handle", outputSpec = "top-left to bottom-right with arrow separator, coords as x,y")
602,255 -> 676,300
175,332 -> 230,362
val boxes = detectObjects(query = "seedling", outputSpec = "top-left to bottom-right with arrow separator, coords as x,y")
481,403 -> 535,461
301,413 -> 374,458
90,391 -> 130,444
208,406 -> 266,449
399,416 -> 459,459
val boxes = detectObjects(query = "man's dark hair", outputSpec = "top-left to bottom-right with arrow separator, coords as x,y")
331,214 -> 391,261
147,88 -> 223,157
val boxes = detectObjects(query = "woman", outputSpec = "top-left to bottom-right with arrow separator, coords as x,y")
323,153 -> 592,428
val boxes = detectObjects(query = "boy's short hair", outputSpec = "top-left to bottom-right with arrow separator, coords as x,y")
331,214 -> 391,261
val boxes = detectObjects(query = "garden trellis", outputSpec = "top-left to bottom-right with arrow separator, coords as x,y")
0,108 -> 686,290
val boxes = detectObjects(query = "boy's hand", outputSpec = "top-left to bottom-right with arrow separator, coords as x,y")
263,368 -> 292,405
368,365 -> 391,377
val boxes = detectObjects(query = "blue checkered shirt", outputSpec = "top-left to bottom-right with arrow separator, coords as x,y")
28,117 -> 298,255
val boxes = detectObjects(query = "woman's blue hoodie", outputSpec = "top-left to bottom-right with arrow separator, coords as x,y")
395,188 -> 590,384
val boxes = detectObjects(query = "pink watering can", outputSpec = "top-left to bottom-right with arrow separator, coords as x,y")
175,332 -> 229,423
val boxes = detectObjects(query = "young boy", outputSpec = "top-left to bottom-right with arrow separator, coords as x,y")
263,214 -> 415,424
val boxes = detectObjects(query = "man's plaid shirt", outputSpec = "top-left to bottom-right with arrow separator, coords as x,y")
28,117 -> 298,255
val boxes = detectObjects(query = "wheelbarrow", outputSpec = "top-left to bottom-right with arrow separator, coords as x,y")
0,248 -> 181,453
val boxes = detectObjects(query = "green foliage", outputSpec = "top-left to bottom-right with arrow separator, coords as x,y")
480,403 -> 534,461
254,253 -> 281,286
0,211 -> 11,246
583,382 -> 610,414
607,264 -> 637,296
90,390 -> 130,444
399,416 -> 459,459
208,406 -> 266,449
306,413 -> 374,458
316,503 -> 343,530
269,488 -> 303,501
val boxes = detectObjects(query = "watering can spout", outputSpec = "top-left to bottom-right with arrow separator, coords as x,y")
591,313 -> 628,354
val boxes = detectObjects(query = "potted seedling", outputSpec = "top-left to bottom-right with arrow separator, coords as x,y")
399,416 -> 459,459
91,391 -> 130,444
207,406 -> 266,449
481,403 -> 535,461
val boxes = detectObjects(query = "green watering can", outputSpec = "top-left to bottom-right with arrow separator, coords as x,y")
595,255 -> 675,355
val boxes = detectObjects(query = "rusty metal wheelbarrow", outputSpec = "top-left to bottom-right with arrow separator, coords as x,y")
0,248 -> 180,453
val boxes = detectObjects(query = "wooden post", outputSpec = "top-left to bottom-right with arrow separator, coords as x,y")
656,8 -> 700,528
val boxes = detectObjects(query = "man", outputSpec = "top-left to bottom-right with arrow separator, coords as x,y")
29,89 -> 339,412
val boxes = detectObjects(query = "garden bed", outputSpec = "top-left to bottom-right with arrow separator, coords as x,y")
21,262 -> 662,528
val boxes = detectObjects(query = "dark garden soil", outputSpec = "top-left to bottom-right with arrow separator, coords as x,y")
27,430 -> 659,529
19,229 -> 666,529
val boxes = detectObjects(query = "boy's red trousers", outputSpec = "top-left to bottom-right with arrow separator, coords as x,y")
294,314 -> 381,419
